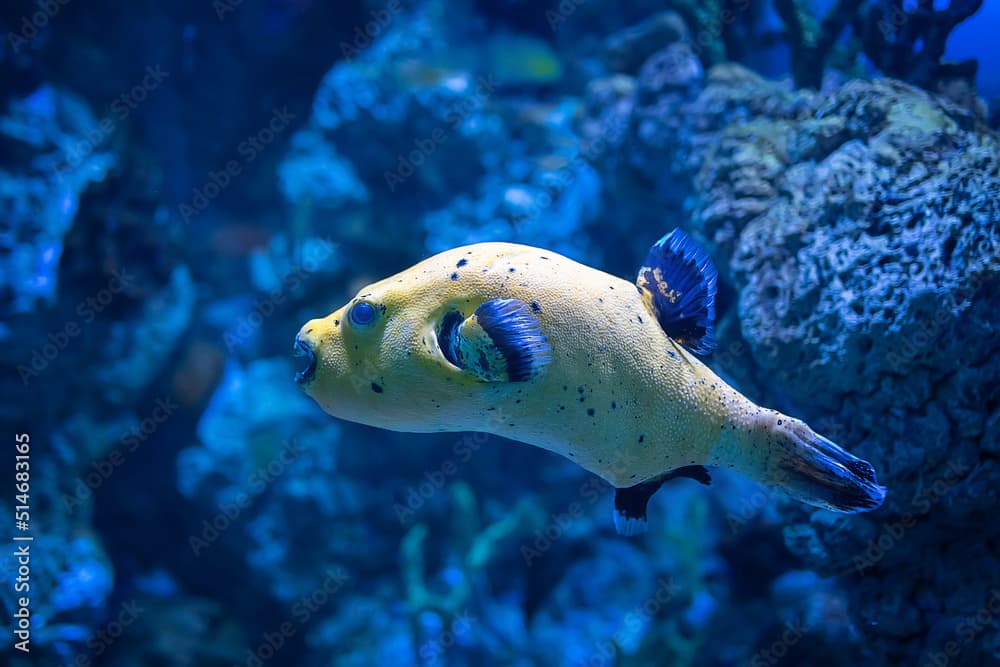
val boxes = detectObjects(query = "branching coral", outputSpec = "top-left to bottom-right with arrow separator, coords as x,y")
854,0 -> 983,89
776,0 -> 985,92
775,0 -> 865,89
400,481 -> 543,661
401,482 -> 542,617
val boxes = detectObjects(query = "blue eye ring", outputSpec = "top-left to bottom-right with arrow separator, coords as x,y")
349,301 -> 377,327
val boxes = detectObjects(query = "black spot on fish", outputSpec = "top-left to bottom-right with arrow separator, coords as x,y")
530,301 -> 541,313
456,258 -> 468,268
540,256 -> 550,260
371,382 -> 383,393
450,272 -> 459,281
578,386 -> 585,393
579,397 -> 585,403
515,399 -> 521,404
611,401 -> 617,409
563,385 -> 568,391
598,297 -> 604,303
667,351 -> 677,359
609,285 -> 615,290
638,435 -> 645,443
508,267 -> 517,273
333,320 -> 340,327
587,408 -> 595,416
637,315 -> 643,323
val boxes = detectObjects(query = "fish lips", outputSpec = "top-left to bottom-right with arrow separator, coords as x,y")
293,335 -> 317,385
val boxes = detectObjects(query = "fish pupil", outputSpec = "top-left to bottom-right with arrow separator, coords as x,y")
350,302 -> 377,326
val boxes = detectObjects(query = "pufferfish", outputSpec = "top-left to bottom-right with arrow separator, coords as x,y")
294,230 -> 885,534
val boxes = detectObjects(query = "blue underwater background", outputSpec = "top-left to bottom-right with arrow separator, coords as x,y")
2,0 -> 1000,665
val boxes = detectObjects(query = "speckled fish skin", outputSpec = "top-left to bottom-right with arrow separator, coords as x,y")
296,241 -> 796,489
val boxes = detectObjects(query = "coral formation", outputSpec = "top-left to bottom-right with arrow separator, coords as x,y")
582,22 -> 1000,661
0,86 -> 114,315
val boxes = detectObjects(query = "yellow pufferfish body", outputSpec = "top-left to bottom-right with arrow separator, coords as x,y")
295,230 -> 885,534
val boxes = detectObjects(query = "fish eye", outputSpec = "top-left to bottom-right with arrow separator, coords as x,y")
349,301 -> 378,327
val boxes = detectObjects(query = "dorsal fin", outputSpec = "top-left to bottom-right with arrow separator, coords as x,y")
636,229 -> 718,355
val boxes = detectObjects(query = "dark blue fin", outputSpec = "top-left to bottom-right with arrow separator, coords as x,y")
770,420 -> 886,513
439,299 -> 551,382
614,479 -> 662,536
636,228 -> 718,355
613,465 -> 711,536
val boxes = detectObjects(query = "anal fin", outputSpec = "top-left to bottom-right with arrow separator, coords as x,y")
614,479 -> 663,536
613,466 -> 712,536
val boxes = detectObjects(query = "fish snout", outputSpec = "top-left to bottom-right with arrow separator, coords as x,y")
293,333 -> 317,385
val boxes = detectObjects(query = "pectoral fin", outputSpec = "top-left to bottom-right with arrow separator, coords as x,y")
440,299 -> 551,382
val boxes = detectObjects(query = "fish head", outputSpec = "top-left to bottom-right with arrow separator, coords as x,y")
294,246 -> 513,431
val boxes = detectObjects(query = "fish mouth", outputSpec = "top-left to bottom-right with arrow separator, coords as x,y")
293,335 -> 317,385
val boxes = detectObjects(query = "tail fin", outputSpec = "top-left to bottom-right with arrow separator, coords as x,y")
766,418 -> 886,513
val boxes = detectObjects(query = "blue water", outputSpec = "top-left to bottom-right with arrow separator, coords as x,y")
2,1 -> 999,665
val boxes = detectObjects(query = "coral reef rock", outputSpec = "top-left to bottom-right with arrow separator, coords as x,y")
586,39 -> 1000,664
